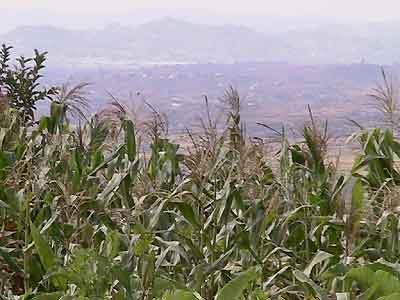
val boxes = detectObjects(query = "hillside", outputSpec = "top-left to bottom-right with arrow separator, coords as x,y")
2,18 -> 400,65
1,18 -> 273,65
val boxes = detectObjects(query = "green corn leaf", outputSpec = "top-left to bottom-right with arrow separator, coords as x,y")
30,222 -> 65,289
88,145 -> 124,176
30,222 -> 57,271
292,270 -> 329,300
31,292 -> 64,300
164,290 -> 198,300
350,178 -> 364,234
176,202 -> 199,228
123,119 -> 136,162
0,247 -> 21,272
215,266 -> 259,300
344,266 -> 375,292
377,293 -> 400,300
371,270 -> 400,298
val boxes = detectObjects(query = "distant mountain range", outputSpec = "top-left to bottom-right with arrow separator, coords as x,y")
1,17 -> 400,66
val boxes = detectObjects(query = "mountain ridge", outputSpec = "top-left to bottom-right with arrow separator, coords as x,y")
1,17 -> 399,66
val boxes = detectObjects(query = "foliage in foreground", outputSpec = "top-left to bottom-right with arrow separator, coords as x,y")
2,45 -> 400,300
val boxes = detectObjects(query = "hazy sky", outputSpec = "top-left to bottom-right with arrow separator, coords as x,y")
1,0 -> 400,32
2,0 -> 400,18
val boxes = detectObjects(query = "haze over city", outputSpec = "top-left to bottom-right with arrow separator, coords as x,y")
2,0 -> 400,135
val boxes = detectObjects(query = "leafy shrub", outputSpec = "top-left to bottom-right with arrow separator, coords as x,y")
0,44 -> 58,123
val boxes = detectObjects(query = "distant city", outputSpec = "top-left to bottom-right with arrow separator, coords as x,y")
2,17 -> 399,139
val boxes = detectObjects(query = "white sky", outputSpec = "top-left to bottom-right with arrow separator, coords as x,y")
1,0 -> 400,20
1,0 -> 399,33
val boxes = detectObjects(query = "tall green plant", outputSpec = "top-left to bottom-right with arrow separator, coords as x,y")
0,44 -> 58,123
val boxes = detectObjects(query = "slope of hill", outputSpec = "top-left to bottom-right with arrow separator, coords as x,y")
275,21 -> 400,64
2,18 -> 400,66
1,18 -> 274,66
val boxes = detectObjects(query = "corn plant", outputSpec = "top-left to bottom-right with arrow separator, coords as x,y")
2,46 -> 400,300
